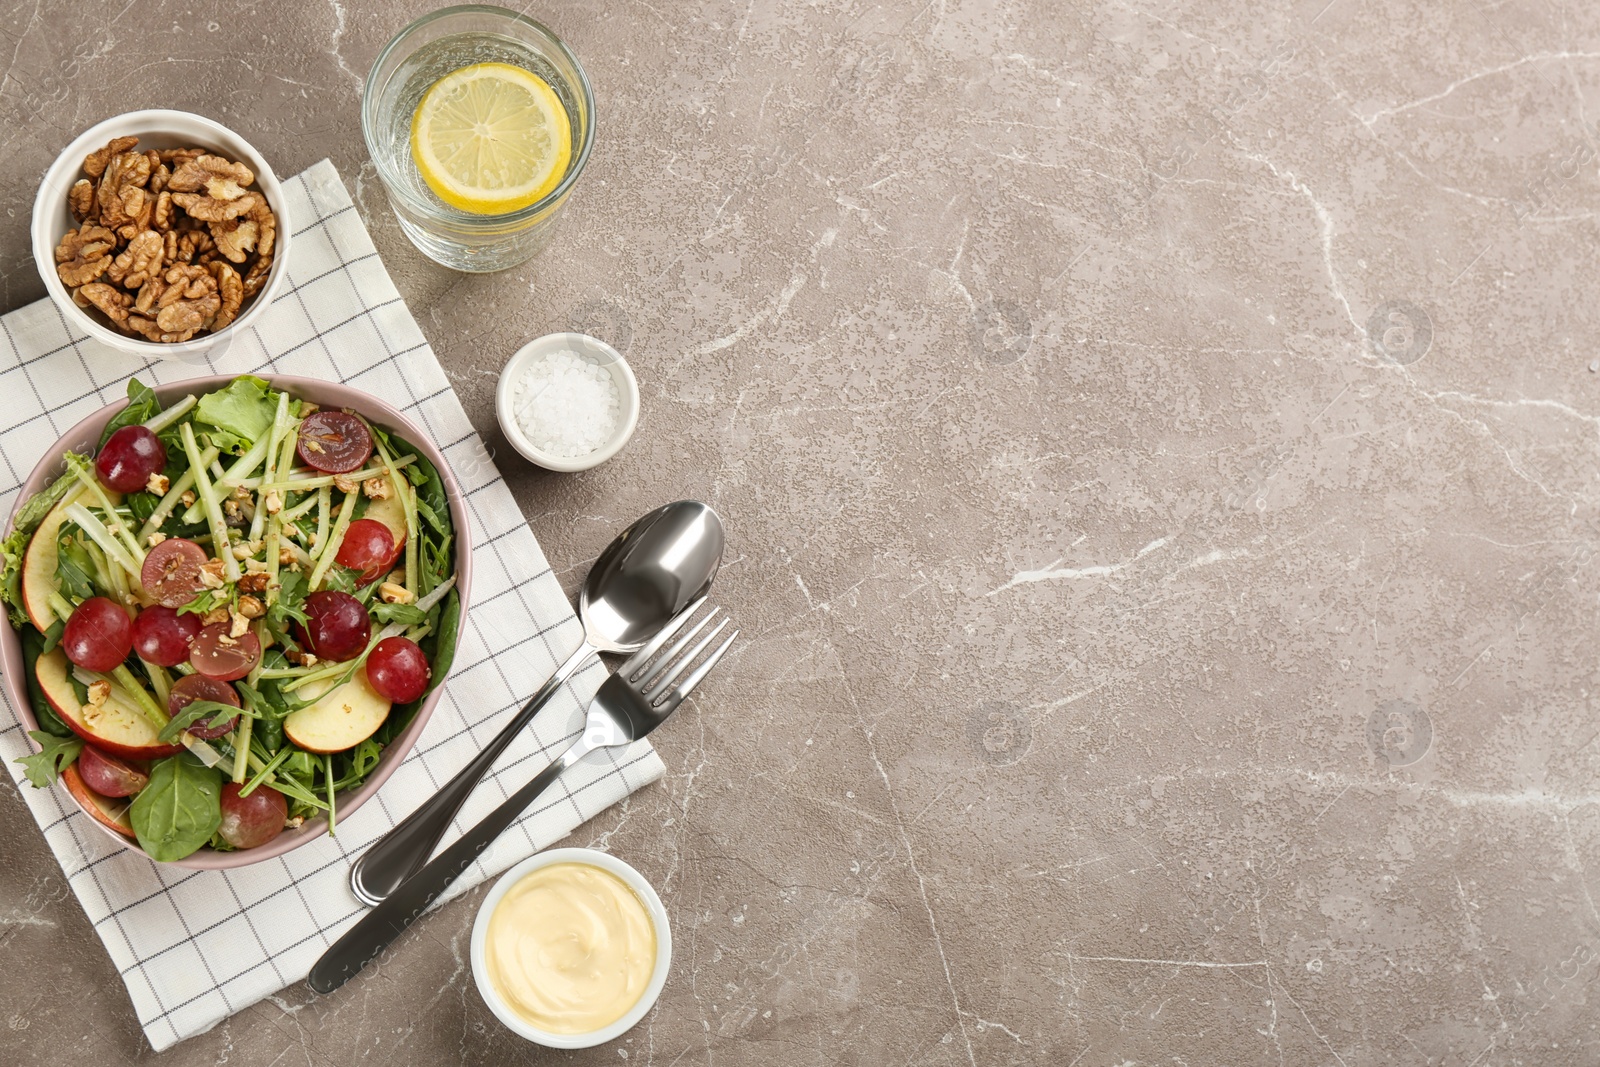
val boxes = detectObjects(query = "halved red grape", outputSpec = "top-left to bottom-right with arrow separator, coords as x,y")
189,623 -> 261,683
167,672 -> 241,738
366,636 -> 430,703
141,538 -> 209,609
76,745 -> 148,797
297,590 -> 371,662
131,605 -> 201,667
218,782 -> 287,849
296,411 -> 372,474
96,425 -> 166,494
62,596 -> 133,672
335,518 -> 397,584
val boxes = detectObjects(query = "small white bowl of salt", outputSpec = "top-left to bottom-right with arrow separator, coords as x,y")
495,332 -> 640,472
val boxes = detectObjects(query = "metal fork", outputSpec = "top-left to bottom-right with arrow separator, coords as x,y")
308,603 -> 738,995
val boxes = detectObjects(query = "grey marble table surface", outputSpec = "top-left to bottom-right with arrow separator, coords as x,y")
3,1 -> 1600,1064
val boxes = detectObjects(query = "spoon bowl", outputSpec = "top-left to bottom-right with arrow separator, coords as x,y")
580,500 -> 726,652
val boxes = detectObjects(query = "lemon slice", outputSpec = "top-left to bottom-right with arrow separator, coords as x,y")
410,62 -> 572,215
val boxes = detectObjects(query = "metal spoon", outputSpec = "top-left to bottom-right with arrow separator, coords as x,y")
348,500 -> 725,905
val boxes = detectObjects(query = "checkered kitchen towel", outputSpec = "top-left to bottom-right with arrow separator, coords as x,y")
0,160 -> 666,1050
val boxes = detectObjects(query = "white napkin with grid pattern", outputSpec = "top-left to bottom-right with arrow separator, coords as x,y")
0,160 -> 665,1051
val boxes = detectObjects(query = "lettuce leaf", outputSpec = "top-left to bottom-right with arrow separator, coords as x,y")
193,375 -> 277,455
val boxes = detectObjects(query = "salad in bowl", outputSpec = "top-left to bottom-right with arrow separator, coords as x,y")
3,375 -> 464,864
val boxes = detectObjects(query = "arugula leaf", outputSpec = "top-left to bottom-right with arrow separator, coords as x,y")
157,700 -> 242,743
15,731 -> 83,788
54,528 -> 97,603
0,468 -> 80,626
193,375 -> 277,455
129,753 -> 222,862
372,602 -> 427,626
266,569 -> 310,633
22,627 -> 71,737
98,378 -> 161,449
178,589 -> 225,617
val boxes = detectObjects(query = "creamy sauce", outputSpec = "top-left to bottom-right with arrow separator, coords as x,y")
484,862 -> 657,1035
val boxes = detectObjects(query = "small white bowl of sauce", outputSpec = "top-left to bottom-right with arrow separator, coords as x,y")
470,848 -> 671,1048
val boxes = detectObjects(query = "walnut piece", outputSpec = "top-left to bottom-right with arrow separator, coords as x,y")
167,155 -> 255,201
55,225 -> 117,286
157,147 -> 205,167
237,595 -> 265,619
242,255 -> 272,299
237,573 -> 270,594
126,316 -> 196,344
86,679 -> 111,707
379,582 -> 415,605
156,290 -> 221,335
146,472 -> 169,495
173,190 -> 261,222
69,179 -> 95,222
107,229 -> 165,289
83,136 -> 139,179
202,605 -> 230,626
207,261 -> 245,332
97,151 -> 152,230
146,531 -> 167,548
209,215 -> 259,263
362,477 -> 391,500
152,190 -> 175,231
74,282 -> 133,326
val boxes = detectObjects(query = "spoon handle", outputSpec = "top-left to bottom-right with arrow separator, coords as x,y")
311,740 -> 591,995
348,641 -> 595,905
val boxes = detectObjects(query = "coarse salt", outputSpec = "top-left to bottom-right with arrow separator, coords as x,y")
512,348 -> 621,457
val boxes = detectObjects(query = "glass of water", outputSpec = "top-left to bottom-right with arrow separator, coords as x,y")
362,6 -> 595,273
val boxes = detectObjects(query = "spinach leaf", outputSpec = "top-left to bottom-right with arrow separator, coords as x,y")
129,753 -> 223,862
98,378 -> 160,449
236,680 -> 288,753
14,730 -> 82,788
125,491 -> 160,524
39,619 -> 63,654
22,627 -> 71,737
426,588 -> 460,693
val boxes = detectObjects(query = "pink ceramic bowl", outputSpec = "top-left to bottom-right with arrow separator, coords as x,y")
0,375 -> 473,869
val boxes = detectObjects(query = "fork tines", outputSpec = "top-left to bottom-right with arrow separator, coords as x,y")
623,600 -> 737,706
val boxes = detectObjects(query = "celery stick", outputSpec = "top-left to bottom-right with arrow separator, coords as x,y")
308,490 -> 357,588
142,394 -> 195,434
63,502 -> 141,578
137,444 -> 220,541
312,485 -> 331,555
65,458 -> 144,562
248,393 -> 292,542
141,659 -> 172,706
47,591 -> 75,625
247,455 -> 416,493
181,423 -> 239,581
181,434 -> 271,525
280,493 -> 320,523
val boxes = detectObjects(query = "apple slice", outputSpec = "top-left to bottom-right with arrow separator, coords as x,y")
361,489 -> 409,560
22,486 -> 123,630
61,764 -> 136,837
35,647 -> 183,760
283,669 -> 392,753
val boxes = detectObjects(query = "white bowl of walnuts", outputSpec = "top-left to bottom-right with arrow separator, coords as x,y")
31,110 -> 292,359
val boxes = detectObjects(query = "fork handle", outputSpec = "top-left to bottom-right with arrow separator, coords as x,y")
348,641 -> 595,906
310,739 -> 593,995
